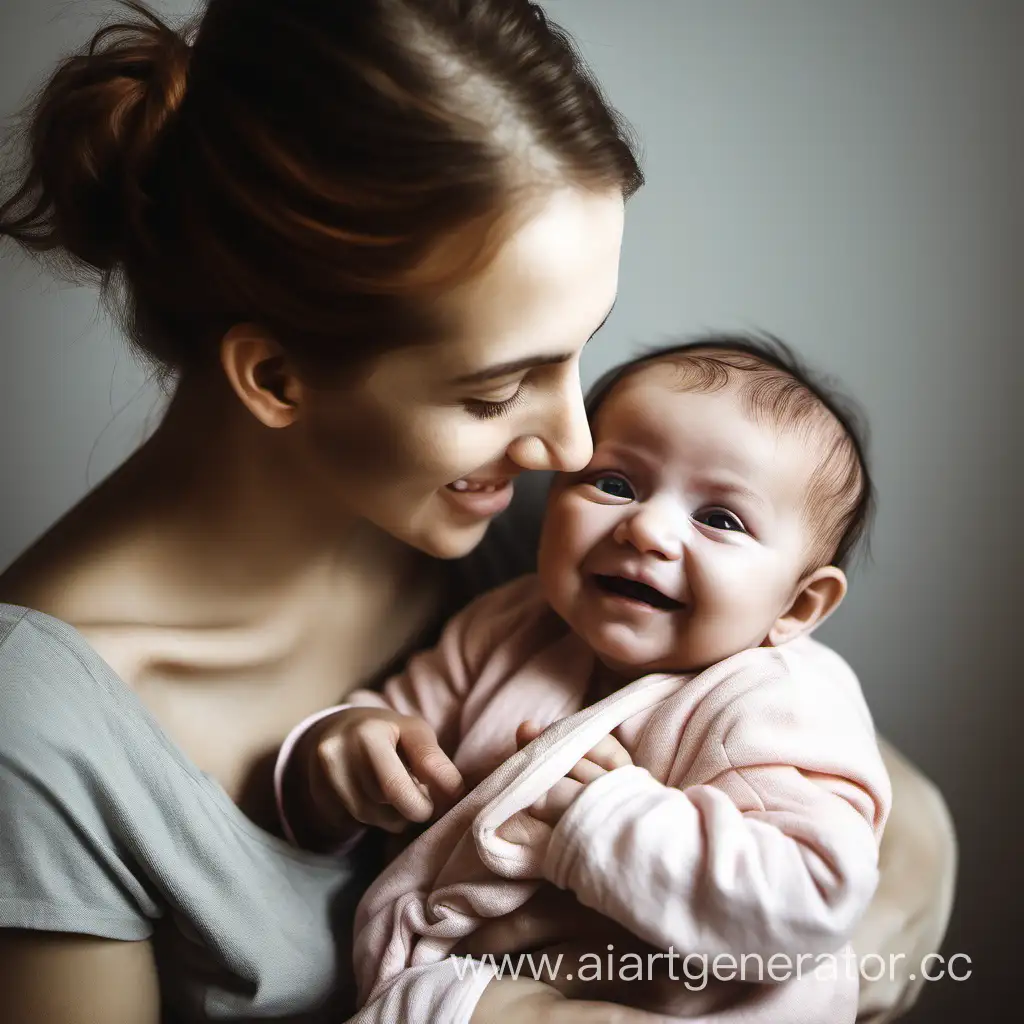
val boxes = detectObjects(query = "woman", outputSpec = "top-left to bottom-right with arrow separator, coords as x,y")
0,2 -> 954,1023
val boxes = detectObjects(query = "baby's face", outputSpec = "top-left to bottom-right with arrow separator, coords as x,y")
538,364 -> 823,675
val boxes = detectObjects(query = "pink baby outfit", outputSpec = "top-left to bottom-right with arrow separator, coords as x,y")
345,575 -> 891,1023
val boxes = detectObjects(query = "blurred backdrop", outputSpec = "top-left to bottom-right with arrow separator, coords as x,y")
1,1 -> 1019,1017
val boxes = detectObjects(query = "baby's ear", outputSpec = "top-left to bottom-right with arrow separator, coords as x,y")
767,566 -> 847,646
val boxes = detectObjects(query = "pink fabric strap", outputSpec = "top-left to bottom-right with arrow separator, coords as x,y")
273,704 -> 354,848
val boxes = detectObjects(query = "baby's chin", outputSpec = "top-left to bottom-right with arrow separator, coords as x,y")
555,597 -> 715,676
596,654 -> 706,679
578,618 -> 762,680
583,630 -> 704,679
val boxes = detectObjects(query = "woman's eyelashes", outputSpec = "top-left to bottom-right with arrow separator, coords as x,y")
462,384 -> 527,420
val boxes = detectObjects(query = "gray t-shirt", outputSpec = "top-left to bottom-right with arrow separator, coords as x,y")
0,482 -> 547,1023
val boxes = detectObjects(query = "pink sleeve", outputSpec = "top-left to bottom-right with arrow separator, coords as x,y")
370,577 -> 541,754
543,651 -> 892,959
272,703 -> 355,849
373,634 -> 476,757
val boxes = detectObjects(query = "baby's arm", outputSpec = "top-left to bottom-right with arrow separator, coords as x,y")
275,576 -> 541,847
540,646 -> 891,961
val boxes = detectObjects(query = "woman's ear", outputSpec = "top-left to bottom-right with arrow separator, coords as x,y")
219,323 -> 304,428
767,565 -> 848,646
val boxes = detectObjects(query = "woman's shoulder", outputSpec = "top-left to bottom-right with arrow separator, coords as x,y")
0,603 -> 362,1017
0,600 -> 166,817
0,602 -> 120,732
0,601 -> 146,739
0,602 -> 162,938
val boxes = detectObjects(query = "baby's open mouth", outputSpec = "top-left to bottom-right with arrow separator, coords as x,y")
593,574 -> 684,611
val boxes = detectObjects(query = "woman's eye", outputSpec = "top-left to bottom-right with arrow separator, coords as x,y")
695,507 -> 746,533
463,385 -> 526,420
592,475 -> 635,500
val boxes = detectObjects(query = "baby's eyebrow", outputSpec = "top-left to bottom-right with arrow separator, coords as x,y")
705,480 -> 767,507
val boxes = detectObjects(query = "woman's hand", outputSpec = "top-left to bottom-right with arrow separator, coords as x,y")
516,720 -> 632,827
470,977 -> 660,1024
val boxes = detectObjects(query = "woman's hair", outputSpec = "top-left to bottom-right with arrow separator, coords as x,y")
585,332 -> 876,572
0,0 -> 643,379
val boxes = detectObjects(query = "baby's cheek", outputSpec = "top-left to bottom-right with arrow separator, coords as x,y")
542,498 -> 590,561
688,595 -> 768,663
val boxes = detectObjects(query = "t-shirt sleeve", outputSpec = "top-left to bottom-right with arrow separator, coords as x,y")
0,612 -> 160,939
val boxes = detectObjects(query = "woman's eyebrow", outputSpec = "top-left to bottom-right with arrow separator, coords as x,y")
450,301 -> 617,385
451,352 -> 571,385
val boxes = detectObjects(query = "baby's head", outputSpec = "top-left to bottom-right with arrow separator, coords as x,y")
537,333 -> 874,677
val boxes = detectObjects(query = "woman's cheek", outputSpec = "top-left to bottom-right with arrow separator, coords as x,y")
446,417 -> 513,472
399,414 -> 489,479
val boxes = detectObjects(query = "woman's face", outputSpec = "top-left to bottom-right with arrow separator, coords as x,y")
297,186 -> 625,559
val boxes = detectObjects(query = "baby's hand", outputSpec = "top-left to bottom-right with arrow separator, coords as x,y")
313,707 -> 464,834
516,720 -> 632,826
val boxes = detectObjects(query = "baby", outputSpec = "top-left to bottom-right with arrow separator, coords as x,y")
277,334 -> 891,1023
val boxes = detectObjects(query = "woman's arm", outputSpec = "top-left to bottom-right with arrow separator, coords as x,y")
0,930 -> 160,1024
469,978 -> 661,1024
852,737 -> 957,1023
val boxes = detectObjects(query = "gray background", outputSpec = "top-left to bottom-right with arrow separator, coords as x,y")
1,0 -> 1018,1017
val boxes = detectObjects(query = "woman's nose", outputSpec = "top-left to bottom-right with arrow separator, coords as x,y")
613,502 -> 684,560
505,374 -> 593,472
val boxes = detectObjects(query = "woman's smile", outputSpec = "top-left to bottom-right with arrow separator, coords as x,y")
443,476 -> 516,518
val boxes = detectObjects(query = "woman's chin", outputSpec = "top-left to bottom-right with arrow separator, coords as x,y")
413,518 -> 491,561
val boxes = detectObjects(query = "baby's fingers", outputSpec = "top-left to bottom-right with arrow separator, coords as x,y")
575,732 -> 632,773
316,741 -> 407,833
565,757 -> 607,786
353,799 -> 411,834
398,718 -> 464,802
529,777 -> 583,826
360,726 -> 434,822
516,720 -> 545,750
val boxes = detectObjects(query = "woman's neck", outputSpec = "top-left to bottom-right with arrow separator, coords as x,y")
148,370 -> 434,605
3,369 -> 436,634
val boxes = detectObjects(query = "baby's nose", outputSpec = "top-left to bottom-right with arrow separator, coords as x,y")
615,502 -> 684,560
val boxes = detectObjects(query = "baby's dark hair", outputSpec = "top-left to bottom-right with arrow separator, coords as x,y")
584,332 -> 875,572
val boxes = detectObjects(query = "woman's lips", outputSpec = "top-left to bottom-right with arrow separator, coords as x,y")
443,477 -> 514,518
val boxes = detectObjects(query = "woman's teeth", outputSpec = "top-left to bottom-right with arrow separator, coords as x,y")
449,479 -> 507,493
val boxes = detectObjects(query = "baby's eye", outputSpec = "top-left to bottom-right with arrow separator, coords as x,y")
592,475 -> 635,500
694,507 -> 746,533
